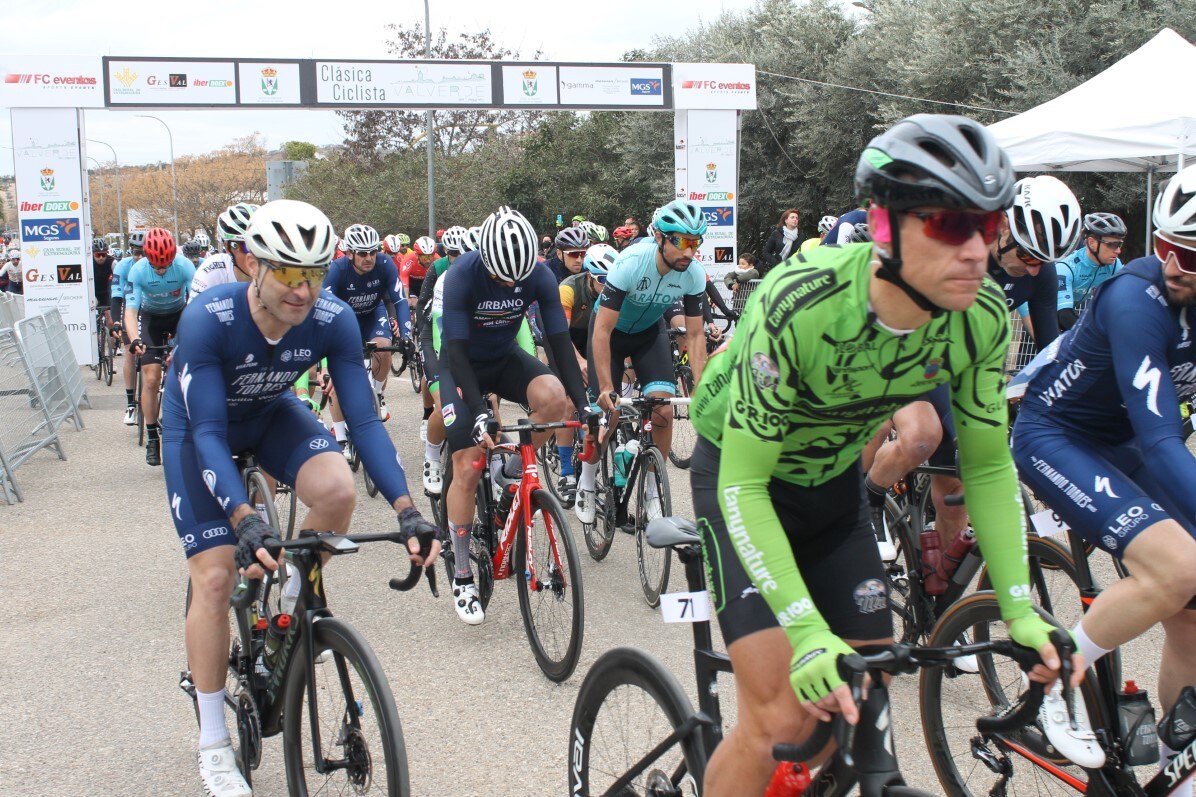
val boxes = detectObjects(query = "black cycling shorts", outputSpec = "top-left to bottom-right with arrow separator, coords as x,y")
569,326 -> 588,357
440,348 -> 553,452
587,313 -> 675,397
918,383 -> 957,470
137,310 -> 181,366
111,298 -> 131,345
690,435 -> 893,647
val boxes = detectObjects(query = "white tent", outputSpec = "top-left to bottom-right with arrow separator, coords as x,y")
989,28 -> 1196,173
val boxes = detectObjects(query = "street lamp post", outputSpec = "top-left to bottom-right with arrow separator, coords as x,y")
424,0 -> 436,238
135,115 -> 179,240
87,139 -> 124,245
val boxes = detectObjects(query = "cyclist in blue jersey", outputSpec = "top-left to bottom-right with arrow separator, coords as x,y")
1012,165 -> 1196,782
1055,212 -> 1126,330
322,223 -> 412,436
439,206 -> 594,625
577,199 -> 708,524
112,230 -> 146,425
124,228 -> 196,466
165,201 -> 439,797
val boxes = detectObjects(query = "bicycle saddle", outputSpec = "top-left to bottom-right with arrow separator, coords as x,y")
646,516 -> 700,549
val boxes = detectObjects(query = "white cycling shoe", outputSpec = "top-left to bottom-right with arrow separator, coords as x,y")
123,405 -> 137,426
575,488 -> 597,524
423,457 -> 443,494
452,579 -> 485,626
419,419 -> 428,443
198,742 -> 252,797
1038,680 -> 1106,768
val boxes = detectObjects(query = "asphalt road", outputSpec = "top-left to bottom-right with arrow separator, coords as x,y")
0,368 -> 1164,796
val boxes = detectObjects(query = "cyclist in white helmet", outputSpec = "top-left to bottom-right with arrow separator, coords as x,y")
189,203 -> 259,300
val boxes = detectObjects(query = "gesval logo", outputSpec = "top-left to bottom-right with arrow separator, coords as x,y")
113,67 -> 138,88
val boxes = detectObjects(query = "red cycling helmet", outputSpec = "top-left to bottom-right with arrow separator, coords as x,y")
143,227 -> 177,268
613,225 -> 635,240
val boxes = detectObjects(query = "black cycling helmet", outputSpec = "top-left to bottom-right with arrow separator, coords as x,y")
182,239 -> 206,257
1082,212 -> 1127,238
92,237 -> 109,253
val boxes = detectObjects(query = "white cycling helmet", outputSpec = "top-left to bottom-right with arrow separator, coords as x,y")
583,243 -> 618,277
1154,164 -> 1196,241
7,248 -> 20,261
343,223 -> 381,253
192,231 -> 211,249
480,206 -> 538,282
244,200 -> 337,267
818,215 -> 838,234
1006,175 -> 1082,262
441,225 -> 467,254
217,202 -> 259,242
414,235 -> 437,255
461,226 -> 482,253
382,233 -> 401,255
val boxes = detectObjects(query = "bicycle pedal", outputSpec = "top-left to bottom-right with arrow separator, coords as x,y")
180,670 -> 197,696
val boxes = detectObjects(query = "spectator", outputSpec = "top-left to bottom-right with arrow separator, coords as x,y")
571,214 -> 586,228
624,216 -> 644,241
539,235 -> 554,259
722,253 -> 760,292
761,209 -> 801,272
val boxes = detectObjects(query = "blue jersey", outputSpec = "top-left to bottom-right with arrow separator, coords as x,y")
440,251 -> 566,362
112,254 -> 141,302
599,237 -> 706,334
126,254 -> 196,314
1055,247 -> 1122,311
162,282 -> 409,511
323,253 -> 411,336
1017,256 -> 1196,520
987,255 -> 1060,347
823,209 -> 868,245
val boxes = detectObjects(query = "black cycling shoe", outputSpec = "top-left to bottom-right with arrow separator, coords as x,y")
557,475 -> 578,509
146,438 -> 161,467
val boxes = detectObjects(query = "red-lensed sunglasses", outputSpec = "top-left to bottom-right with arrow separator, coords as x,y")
1155,232 -> 1196,275
996,235 -> 1044,267
908,210 -> 1003,246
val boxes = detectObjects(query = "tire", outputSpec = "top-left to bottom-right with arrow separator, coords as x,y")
538,434 -> 563,501
517,489 -> 584,682
978,536 -> 1085,647
246,470 -> 291,615
881,495 -> 925,644
408,353 -> 421,393
274,483 -> 298,540
568,647 -> 705,796
635,446 -> 672,608
363,392 -> 381,498
282,617 -> 410,797
919,592 -> 1104,797
348,439 -> 361,472
104,334 -> 114,386
583,443 -> 617,562
669,367 -> 695,469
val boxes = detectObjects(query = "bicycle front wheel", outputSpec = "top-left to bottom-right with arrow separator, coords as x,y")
920,592 -> 1103,797
408,355 -> 420,392
635,446 -> 672,607
282,617 -> 410,797
583,443 -> 617,562
569,646 -> 705,796
517,489 -> 584,682
669,367 -> 695,469
104,334 -> 115,386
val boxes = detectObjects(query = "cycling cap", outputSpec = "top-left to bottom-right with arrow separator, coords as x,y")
854,114 -> 1014,212
182,239 -> 206,257
128,230 -> 147,248
817,215 -> 838,234
217,202 -> 259,242
1154,164 -> 1196,240
143,228 -> 177,268
653,199 -> 708,236
583,243 -> 618,276
555,227 -> 589,251
382,234 -> 401,255
480,206 -> 538,282
414,235 -> 437,255
461,226 -> 482,253
245,200 -> 337,267
343,224 -> 381,253
92,237 -> 109,253
441,226 -> 467,254
1006,175 -> 1082,262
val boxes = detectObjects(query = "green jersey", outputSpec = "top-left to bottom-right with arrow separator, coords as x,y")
692,243 -> 1033,643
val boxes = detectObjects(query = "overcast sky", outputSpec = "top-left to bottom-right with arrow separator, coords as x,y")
0,0 -> 745,174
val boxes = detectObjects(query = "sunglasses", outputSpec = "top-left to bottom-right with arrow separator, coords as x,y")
1155,232 -> 1196,275
352,248 -> 379,256
262,259 -> 328,288
564,250 -> 586,258
908,210 -> 1002,246
1099,238 -> 1125,250
997,235 -> 1044,267
665,233 -> 704,250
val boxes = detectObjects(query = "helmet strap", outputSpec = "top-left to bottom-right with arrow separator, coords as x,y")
872,217 -> 944,317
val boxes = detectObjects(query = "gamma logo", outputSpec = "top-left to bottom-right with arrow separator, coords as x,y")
21,217 -> 81,242
114,67 -> 138,88
630,78 -> 661,96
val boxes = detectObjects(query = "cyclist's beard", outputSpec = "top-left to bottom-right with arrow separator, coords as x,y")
661,248 -> 692,272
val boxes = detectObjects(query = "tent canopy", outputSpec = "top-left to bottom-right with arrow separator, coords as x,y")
989,28 -> 1196,173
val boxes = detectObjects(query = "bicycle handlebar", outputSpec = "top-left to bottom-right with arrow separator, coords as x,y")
469,418 -> 600,471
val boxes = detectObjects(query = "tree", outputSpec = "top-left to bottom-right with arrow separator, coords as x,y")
282,141 -> 317,161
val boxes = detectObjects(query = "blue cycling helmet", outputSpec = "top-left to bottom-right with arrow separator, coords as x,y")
653,199 -> 707,237
583,243 -> 617,277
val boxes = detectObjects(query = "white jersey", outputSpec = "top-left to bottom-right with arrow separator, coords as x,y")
189,253 -> 238,301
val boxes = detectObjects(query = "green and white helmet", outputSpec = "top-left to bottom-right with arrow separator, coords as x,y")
217,202 -> 260,242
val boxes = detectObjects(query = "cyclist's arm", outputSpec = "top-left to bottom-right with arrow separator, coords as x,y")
1027,262 -> 1060,348
533,269 -> 587,410
705,279 -> 733,319
683,290 -> 708,383
441,269 -> 488,418
416,268 -> 439,337
559,282 -> 575,327
384,259 -> 412,336
590,304 -> 619,398
1055,262 -> 1075,312
124,267 -> 143,334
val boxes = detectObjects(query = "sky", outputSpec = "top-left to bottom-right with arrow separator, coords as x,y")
0,0 -> 745,174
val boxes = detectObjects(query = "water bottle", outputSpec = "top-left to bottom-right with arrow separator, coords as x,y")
613,443 -> 630,488
1160,685 -> 1196,752
764,762 -> 811,797
1118,680 -> 1160,766
263,613 -> 292,670
496,483 -> 518,524
920,530 -> 947,595
941,527 -> 977,581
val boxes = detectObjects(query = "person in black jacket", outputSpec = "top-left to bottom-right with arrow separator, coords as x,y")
761,208 -> 801,273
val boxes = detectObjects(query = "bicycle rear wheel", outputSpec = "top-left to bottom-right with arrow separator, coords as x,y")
920,592 -> 1103,797
245,470 -> 291,615
669,367 -> 695,469
104,334 -> 115,386
408,354 -> 421,392
569,646 -> 705,796
517,489 -> 584,682
635,446 -> 672,607
282,617 -> 410,796
583,443 -> 617,562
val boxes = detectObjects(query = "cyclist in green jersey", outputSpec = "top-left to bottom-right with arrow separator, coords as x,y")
688,114 -> 1080,797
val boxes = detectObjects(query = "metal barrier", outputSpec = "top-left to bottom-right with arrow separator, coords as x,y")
13,311 -> 88,433
730,278 -> 762,319
0,293 -> 21,330
0,326 -> 66,504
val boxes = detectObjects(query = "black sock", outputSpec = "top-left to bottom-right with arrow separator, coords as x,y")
147,423 -> 160,441
422,405 -> 433,420
864,475 -> 888,507
126,389 -> 135,406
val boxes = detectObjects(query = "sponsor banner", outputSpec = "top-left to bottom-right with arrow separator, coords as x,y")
673,62 -> 757,110
107,59 -> 237,105
558,66 -> 666,107
11,107 -> 94,363
238,61 -> 302,105
0,55 -> 104,108
502,64 -> 559,105
677,110 -> 739,290
315,61 -> 493,106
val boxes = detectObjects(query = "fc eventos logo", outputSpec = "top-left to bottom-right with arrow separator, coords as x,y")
21,217 -> 81,242
629,78 -> 661,96
703,207 -> 734,227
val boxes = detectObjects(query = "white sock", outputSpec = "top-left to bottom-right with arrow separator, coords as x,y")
332,420 -> 347,441
1161,740 -> 1194,795
425,440 -> 444,462
197,689 -> 229,749
1072,621 -> 1114,667
579,459 -> 597,491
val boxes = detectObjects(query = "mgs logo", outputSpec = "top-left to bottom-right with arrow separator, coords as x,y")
39,168 -> 55,192
114,67 -> 138,88
260,67 -> 278,96
522,69 -> 538,97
